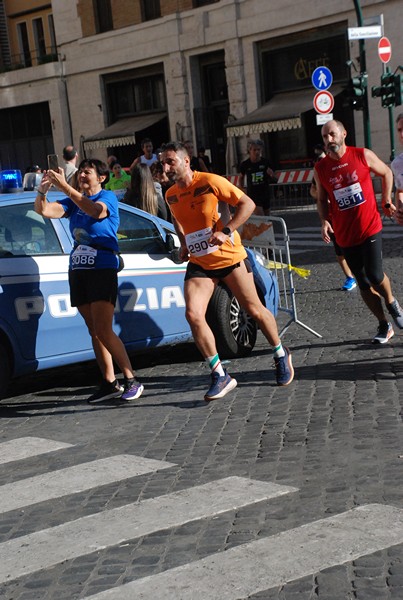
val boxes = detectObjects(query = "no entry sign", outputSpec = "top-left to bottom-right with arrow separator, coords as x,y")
378,36 -> 392,64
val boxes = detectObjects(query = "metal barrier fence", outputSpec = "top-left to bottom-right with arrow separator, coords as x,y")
269,182 -> 315,211
225,171 -> 383,212
239,215 -> 322,339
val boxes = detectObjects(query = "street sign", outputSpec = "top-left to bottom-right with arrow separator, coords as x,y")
316,113 -> 333,125
311,66 -> 333,91
313,91 -> 334,114
348,25 -> 382,40
378,36 -> 392,63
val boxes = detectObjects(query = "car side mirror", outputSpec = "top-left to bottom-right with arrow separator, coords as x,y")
165,233 -> 175,252
165,233 -> 184,264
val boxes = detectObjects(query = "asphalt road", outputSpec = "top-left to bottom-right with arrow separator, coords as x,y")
1,209 -> 403,600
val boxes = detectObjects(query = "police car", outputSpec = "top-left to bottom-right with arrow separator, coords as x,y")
0,190 -> 278,398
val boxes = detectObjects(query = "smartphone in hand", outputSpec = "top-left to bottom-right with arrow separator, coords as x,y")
47,154 -> 59,171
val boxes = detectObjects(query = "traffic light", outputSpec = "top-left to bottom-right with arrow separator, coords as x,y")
394,73 -> 403,106
343,75 -> 367,110
372,73 -> 403,108
380,72 -> 395,107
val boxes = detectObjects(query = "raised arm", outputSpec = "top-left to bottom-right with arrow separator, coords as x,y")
34,172 -> 66,219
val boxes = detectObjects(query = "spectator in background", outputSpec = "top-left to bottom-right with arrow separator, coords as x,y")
239,139 -> 277,216
197,147 -> 212,172
105,161 -> 131,191
150,160 -> 173,201
129,138 -> 158,171
183,140 -> 209,172
62,146 -> 78,184
123,163 -> 168,221
107,155 -> 118,170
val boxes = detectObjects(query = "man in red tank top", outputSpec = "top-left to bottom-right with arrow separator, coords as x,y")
314,119 -> 403,344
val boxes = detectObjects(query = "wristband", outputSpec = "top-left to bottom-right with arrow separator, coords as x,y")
37,189 -> 47,197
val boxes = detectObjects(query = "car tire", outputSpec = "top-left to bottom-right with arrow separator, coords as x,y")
207,283 -> 257,358
0,342 -> 11,399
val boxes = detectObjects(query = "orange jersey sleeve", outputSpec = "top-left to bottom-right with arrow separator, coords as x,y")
166,172 -> 247,269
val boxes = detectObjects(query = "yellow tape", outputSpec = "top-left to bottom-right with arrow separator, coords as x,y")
265,260 -> 311,279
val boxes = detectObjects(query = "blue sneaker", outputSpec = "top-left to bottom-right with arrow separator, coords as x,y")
120,379 -> 144,401
342,276 -> 357,291
204,369 -> 237,401
274,347 -> 294,386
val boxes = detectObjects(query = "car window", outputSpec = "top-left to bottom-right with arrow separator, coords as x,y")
118,208 -> 166,254
0,203 -> 63,257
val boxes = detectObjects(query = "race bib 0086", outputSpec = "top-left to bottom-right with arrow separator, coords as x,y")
71,244 -> 97,269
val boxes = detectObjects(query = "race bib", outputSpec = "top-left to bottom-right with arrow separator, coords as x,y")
333,182 -> 365,211
71,244 -> 97,269
185,228 -> 218,257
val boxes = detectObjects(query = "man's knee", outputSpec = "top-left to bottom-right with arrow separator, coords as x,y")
185,306 -> 206,327
368,271 -> 385,288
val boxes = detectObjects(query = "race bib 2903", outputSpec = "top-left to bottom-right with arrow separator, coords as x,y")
185,228 -> 218,257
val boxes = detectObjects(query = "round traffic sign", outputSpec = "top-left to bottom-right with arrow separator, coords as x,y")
313,91 -> 334,114
378,36 -> 392,63
311,66 -> 333,91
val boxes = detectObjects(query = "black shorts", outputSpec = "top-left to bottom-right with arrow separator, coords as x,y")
185,258 -> 252,281
341,232 -> 384,290
69,269 -> 118,307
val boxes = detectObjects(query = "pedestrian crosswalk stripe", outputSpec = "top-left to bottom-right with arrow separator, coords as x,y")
0,437 -> 73,465
0,477 -> 297,584
81,503 -> 403,600
1,455 -> 176,514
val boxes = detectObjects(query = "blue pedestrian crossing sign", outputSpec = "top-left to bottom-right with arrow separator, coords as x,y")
311,66 -> 333,91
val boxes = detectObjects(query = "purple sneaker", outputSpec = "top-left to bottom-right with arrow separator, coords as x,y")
120,379 -> 144,401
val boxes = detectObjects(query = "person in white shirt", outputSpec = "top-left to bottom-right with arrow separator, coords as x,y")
62,145 -> 78,184
129,138 -> 158,171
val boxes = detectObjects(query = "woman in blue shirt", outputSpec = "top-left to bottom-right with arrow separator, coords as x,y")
34,159 -> 143,403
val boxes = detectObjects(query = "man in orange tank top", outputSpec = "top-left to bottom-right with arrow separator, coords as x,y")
161,141 -> 294,401
314,119 -> 403,344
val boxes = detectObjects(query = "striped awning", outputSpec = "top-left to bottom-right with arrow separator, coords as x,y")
83,112 -> 166,151
225,87 -> 341,138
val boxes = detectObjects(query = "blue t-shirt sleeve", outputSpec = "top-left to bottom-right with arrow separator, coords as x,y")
99,189 -> 118,217
57,197 -> 74,217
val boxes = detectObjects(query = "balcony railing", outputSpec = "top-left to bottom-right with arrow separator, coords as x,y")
0,47 -> 58,73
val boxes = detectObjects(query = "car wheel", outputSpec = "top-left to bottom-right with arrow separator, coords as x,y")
207,284 -> 257,358
0,342 -> 11,399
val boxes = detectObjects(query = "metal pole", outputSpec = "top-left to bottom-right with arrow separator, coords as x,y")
353,0 -> 372,148
384,66 -> 396,161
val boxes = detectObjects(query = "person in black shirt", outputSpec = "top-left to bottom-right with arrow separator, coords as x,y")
239,139 -> 276,216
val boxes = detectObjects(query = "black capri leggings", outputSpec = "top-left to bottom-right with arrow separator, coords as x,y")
341,231 -> 384,291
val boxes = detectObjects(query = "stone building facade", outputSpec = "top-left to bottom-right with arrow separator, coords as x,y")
0,0 -> 401,174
